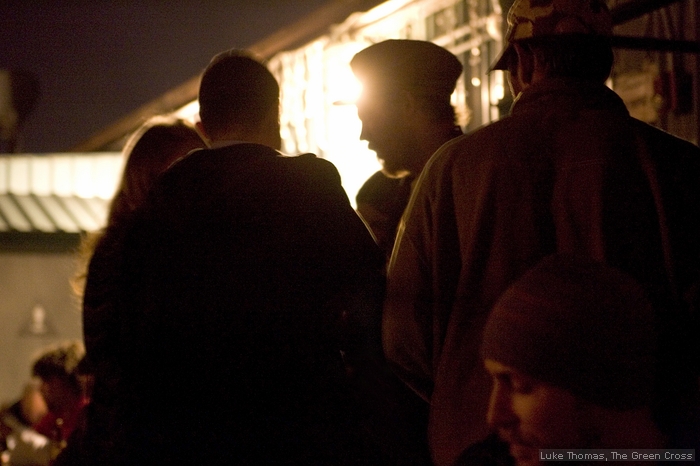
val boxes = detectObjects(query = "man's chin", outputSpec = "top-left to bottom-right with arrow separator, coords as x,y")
509,443 -> 540,466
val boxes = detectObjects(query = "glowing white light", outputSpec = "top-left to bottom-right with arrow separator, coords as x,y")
172,100 -> 200,123
325,50 -> 364,106
471,77 -> 481,87
346,79 -> 363,106
491,70 -> 506,104
321,40 -> 380,206
492,84 -> 504,101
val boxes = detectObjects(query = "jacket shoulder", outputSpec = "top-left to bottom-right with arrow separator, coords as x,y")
423,118 -> 514,175
631,118 -> 700,158
280,152 -> 342,185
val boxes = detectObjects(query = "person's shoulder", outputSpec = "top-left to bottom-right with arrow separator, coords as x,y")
177,144 -> 274,167
357,170 -> 405,202
631,119 -> 700,186
279,152 -> 342,184
631,118 -> 700,158
279,151 -> 327,167
156,144 -> 276,190
157,146 -> 217,180
424,118 -> 513,173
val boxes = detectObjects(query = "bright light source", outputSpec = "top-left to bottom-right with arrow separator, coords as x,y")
322,40 -> 380,207
491,84 -> 505,103
332,75 -> 363,106
491,70 -> 505,104
325,42 -> 364,106
471,77 -> 481,87
172,100 -> 200,123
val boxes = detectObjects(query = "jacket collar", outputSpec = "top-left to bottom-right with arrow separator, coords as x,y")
511,77 -> 629,118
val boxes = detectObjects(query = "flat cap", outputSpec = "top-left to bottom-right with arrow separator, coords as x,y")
491,0 -> 612,71
351,40 -> 462,96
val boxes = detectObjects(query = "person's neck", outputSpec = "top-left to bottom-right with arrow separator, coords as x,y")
210,132 -> 279,150
412,122 -> 461,175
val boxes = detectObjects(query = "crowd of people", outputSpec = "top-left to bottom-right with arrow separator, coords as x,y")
3,0 -> 699,464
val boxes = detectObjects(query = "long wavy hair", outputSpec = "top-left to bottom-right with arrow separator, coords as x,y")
72,116 -> 204,297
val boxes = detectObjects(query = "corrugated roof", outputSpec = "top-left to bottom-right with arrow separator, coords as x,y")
0,194 -> 108,234
0,153 -> 121,251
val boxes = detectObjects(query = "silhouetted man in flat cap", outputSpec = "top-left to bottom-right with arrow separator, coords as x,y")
351,40 -> 463,259
346,40 -> 464,466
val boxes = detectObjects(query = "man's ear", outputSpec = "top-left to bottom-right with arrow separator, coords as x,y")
513,43 -> 534,87
195,121 -> 212,147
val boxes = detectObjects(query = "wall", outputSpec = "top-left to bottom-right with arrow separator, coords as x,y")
611,0 -> 698,144
0,248 -> 83,403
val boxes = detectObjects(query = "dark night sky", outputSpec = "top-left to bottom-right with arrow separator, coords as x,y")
0,1 -> 331,153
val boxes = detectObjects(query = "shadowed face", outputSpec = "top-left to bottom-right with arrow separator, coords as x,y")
356,86 -> 415,178
38,376 -> 78,415
21,381 -> 48,425
485,359 -> 600,466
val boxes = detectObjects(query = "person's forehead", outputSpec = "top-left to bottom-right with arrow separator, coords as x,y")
356,84 -> 399,109
484,359 -> 537,386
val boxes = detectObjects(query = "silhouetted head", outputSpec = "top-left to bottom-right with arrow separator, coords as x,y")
351,40 -> 462,177
112,116 -> 204,221
481,255 -> 659,464
491,0 -> 614,92
32,341 -> 86,414
72,117 -> 203,299
197,49 -> 280,148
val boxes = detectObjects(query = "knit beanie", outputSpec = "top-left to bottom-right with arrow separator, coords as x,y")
481,254 -> 657,410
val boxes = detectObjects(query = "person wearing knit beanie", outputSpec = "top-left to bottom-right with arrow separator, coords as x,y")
480,254 -> 666,465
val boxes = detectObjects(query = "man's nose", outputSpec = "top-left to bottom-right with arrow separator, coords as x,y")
486,381 -> 516,430
359,125 -> 370,142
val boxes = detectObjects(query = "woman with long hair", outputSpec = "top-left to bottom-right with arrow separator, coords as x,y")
62,116 -> 204,466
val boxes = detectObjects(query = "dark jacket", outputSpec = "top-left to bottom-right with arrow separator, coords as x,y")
82,143 -> 385,465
